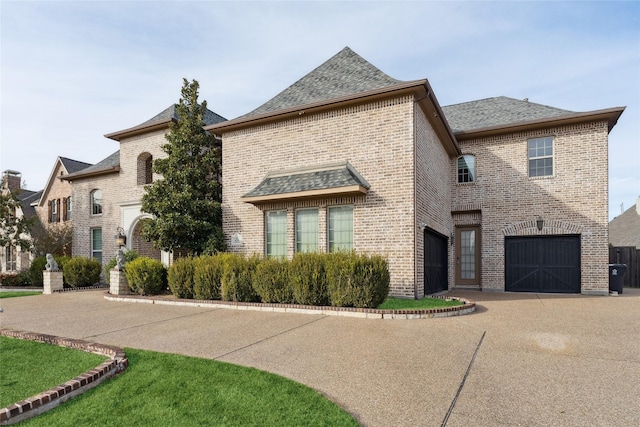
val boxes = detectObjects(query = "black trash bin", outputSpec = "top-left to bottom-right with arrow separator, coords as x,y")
608,264 -> 628,294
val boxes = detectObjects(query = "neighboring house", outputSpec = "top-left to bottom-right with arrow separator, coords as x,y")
62,105 -> 226,266
206,47 -> 624,297
609,197 -> 640,248
1,170 -> 42,274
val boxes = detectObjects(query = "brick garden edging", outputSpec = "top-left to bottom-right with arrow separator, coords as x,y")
0,329 -> 128,425
105,292 -> 476,319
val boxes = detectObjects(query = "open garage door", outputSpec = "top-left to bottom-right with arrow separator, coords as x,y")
505,235 -> 581,293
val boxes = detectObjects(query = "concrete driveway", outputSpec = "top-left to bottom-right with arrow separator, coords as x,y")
1,289 -> 639,426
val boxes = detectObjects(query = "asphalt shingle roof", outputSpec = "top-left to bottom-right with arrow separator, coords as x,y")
442,96 -> 575,133
59,157 -> 92,174
609,202 -> 640,248
63,151 -> 120,179
243,162 -> 370,199
244,47 -> 403,117
139,104 -> 227,127
17,189 -> 42,219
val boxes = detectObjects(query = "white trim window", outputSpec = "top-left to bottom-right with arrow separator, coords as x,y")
91,228 -> 102,264
91,190 -> 102,215
528,137 -> 553,177
457,154 -> 476,183
328,206 -> 353,252
296,209 -> 318,253
265,210 -> 287,258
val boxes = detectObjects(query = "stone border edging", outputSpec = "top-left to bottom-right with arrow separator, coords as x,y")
0,329 -> 128,426
105,292 -> 475,319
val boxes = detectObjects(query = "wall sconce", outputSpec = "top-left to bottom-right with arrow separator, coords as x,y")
418,222 -> 427,231
115,227 -> 127,248
536,217 -> 544,232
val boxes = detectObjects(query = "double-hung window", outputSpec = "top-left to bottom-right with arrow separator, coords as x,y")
50,199 -> 58,222
91,228 -> 102,264
265,211 -> 287,258
296,209 -> 318,253
528,137 -> 553,177
91,190 -> 102,215
328,206 -> 353,252
65,196 -> 72,221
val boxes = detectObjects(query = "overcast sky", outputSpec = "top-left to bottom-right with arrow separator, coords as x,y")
1,1 -> 638,220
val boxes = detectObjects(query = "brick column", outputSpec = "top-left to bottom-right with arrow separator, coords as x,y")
43,271 -> 64,294
110,270 -> 130,295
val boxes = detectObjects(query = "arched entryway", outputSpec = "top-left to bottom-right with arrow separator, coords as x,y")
130,218 -> 161,262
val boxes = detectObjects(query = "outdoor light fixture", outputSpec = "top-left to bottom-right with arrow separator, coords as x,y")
419,222 -> 427,230
536,217 -> 544,232
115,227 -> 127,248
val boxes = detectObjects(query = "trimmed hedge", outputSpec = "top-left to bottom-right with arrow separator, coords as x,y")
63,257 -> 102,288
125,257 -> 167,296
167,257 -> 195,299
28,256 -> 70,286
164,252 -> 390,309
0,271 -> 30,287
220,254 -> 260,302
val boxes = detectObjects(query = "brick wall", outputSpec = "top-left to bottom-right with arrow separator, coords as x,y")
452,121 -> 610,294
221,96 -> 421,296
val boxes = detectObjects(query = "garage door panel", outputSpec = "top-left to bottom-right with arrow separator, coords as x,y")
505,235 -> 581,293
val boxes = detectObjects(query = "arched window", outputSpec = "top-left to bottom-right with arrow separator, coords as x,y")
137,152 -> 153,185
91,190 -> 102,215
457,155 -> 476,183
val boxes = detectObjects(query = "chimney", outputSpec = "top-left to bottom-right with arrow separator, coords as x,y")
2,170 -> 22,192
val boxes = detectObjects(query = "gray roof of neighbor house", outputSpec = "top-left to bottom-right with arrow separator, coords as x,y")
18,189 -> 42,219
442,97 -> 575,133
61,151 -> 120,181
59,157 -> 92,174
609,202 -> 640,248
106,104 -> 227,141
242,161 -> 370,203
244,47 -> 403,118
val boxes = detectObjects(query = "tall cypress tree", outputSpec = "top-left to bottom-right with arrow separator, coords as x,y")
141,79 -> 224,255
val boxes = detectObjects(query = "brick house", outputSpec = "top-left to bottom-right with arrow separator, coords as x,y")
206,47 -> 624,296
62,105 -> 225,267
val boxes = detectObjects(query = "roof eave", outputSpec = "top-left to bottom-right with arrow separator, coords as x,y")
242,185 -> 369,205
414,81 -> 462,157
60,166 -> 120,181
105,119 -> 175,141
454,107 -> 626,141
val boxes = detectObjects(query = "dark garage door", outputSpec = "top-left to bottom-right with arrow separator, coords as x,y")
505,235 -> 581,293
424,228 -> 448,295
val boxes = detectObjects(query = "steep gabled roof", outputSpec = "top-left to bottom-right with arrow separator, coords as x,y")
106,104 -> 227,141
244,47 -> 403,117
609,201 -> 640,248
38,156 -> 93,207
61,151 -> 120,181
60,157 -> 92,174
19,189 -> 42,219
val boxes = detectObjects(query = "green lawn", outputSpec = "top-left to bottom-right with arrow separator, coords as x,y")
0,291 -> 42,299
2,338 -> 357,426
0,337 -> 107,407
377,296 -> 463,310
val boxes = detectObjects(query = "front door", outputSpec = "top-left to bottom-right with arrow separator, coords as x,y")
455,226 -> 481,287
424,228 -> 448,295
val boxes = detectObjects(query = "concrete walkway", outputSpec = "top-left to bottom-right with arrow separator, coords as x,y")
1,289 -> 639,426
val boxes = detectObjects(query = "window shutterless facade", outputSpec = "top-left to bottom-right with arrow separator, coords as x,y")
528,137 -> 553,177
328,206 -> 353,252
457,154 -> 476,183
91,228 -> 102,264
91,190 -> 102,215
265,210 -> 287,257
296,209 -> 318,253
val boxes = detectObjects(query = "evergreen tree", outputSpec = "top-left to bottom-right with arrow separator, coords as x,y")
0,180 -> 33,252
141,79 -> 225,255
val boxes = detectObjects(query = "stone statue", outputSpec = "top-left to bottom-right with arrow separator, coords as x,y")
115,248 -> 126,271
45,254 -> 59,272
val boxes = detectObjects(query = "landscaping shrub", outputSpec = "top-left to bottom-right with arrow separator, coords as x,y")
125,257 -> 167,296
167,257 -> 196,299
193,255 -> 224,300
325,252 -> 390,308
103,250 -> 139,284
253,257 -> 293,303
28,255 -> 70,286
290,253 -> 329,306
221,254 -> 260,302
63,257 -> 102,288
0,271 -> 30,287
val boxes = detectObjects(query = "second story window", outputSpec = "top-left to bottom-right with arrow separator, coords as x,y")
63,196 -> 72,221
138,152 -> 153,185
91,190 -> 102,215
49,199 -> 59,223
528,137 -> 553,177
457,155 -> 476,183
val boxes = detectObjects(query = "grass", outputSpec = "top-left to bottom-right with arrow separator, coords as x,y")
377,296 -> 463,310
0,337 -> 108,407
0,291 -> 42,299
3,338 -> 357,426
